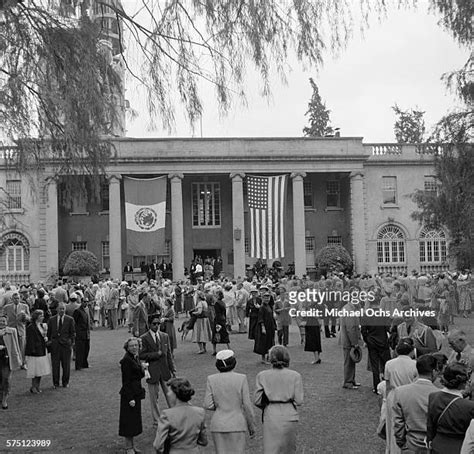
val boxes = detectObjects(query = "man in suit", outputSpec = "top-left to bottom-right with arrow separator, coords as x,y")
123,262 -> 133,273
47,303 -> 75,388
339,297 -> 362,389
105,282 -> 119,330
73,297 -> 90,370
140,314 -> 176,427
2,291 -> 30,366
392,354 -> 439,453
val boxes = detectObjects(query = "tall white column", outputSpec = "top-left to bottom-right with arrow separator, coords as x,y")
45,178 -> 59,277
169,173 -> 185,281
350,171 -> 367,273
291,172 -> 307,277
230,172 -> 246,279
109,174 -> 122,280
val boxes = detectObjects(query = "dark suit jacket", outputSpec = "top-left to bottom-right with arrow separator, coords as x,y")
139,331 -> 175,384
47,314 -> 75,348
73,307 -> 90,340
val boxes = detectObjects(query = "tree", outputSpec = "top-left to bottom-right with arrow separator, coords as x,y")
392,104 -> 426,143
315,245 -> 353,275
302,78 -> 333,137
63,250 -> 100,276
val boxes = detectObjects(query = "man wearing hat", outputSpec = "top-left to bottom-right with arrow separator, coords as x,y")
339,298 -> 362,389
235,282 -> 249,334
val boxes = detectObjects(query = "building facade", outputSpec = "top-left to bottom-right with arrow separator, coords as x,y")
0,138 -> 449,284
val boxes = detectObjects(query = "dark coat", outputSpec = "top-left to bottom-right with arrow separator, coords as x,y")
25,323 -> 47,357
119,352 -> 145,437
253,303 -> 276,356
73,306 -> 90,340
246,297 -> 262,340
139,331 -> 175,384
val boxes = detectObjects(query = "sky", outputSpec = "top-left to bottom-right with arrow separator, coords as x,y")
125,3 -> 469,143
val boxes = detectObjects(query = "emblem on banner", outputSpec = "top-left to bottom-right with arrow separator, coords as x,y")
134,207 -> 157,230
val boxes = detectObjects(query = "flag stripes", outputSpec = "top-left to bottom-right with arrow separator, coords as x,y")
248,174 -> 287,259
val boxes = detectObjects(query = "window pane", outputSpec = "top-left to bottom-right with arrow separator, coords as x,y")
304,181 -> 313,207
441,241 -> 447,261
326,180 -> 340,207
382,177 -> 397,204
192,182 -> 221,227
6,180 -> 21,209
420,242 -> 425,262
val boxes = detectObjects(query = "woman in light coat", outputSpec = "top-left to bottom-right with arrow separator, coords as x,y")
254,346 -> 304,454
204,350 -> 255,453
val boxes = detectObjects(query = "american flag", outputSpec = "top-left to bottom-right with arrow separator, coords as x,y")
247,175 -> 288,259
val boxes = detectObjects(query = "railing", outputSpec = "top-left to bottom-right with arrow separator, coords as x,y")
0,272 -> 31,285
377,265 -> 408,275
367,143 -> 449,157
370,144 -> 402,155
420,264 -> 450,274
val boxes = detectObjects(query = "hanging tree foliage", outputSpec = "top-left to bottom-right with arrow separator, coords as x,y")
0,0 -> 471,187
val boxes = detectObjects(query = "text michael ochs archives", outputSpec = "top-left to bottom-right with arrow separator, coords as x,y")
287,289 -> 436,320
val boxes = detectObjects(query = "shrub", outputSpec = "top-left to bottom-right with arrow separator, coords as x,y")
315,245 -> 353,275
63,250 -> 100,276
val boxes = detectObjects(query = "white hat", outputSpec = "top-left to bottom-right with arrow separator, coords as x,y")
69,292 -> 78,299
120,281 -> 128,286
215,349 -> 234,361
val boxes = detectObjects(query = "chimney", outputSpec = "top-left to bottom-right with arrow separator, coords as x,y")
334,128 -> 340,137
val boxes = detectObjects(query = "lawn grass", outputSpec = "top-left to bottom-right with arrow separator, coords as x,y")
1,315 -> 473,454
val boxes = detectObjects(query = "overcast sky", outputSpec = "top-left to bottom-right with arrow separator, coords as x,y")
125,3 -> 469,142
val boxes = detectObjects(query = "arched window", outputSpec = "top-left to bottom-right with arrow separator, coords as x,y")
377,225 -> 406,264
0,232 -> 30,272
419,228 -> 447,263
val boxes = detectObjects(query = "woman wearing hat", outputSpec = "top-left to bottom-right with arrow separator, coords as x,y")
253,291 -> 276,364
160,298 -> 177,354
246,287 -> 261,340
191,292 -> 212,354
204,350 -> 255,453
427,363 -> 474,454
211,290 -> 230,356
254,346 -> 304,454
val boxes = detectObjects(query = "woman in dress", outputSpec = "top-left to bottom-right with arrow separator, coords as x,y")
304,300 -> 321,364
427,363 -> 474,454
191,292 -> 212,354
253,292 -> 276,364
245,287 -> 261,340
161,298 -> 177,354
0,314 -> 22,409
211,290 -> 230,356
25,309 -> 51,394
204,350 -> 255,454
154,377 -> 207,453
254,346 -> 304,454
119,337 -> 147,454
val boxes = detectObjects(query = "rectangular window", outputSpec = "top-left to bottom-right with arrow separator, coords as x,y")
326,180 -> 340,207
101,181 -> 109,211
305,237 -> 315,252
244,238 -> 250,254
424,176 -> 437,194
303,180 -> 313,207
72,241 -> 87,251
192,182 -> 221,227
6,180 -> 21,209
327,236 -> 342,245
382,176 -> 397,204
102,241 -> 110,271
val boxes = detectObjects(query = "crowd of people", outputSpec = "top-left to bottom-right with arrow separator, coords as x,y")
0,267 -> 473,453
